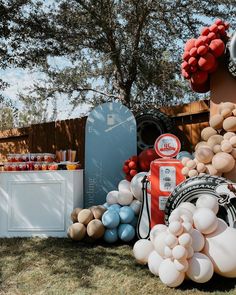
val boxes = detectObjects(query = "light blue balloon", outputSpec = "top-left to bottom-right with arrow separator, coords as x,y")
176,151 -> 193,160
118,224 -> 135,242
102,210 -> 120,229
119,206 -> 135,224
108,204 -> 121,213
130,216 -> 138,227
103,228 -> 118,243
103,203 -> 110,209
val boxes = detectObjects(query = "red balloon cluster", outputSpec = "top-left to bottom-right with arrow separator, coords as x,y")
123,155 -> 139,181
181,19 -> 229,93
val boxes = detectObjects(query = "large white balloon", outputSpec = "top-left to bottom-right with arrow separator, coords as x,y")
193,207 -> 218,234
186,253 -> 214,283
203,219 -> 236,278
149,224 -> 167,244
148,250 -> 163,276
130,172 -> 147,201
196,194 -> 219,214
133,239 -> 154,265
117,190 -> 133,206
174,259 -> 189,272
191,229 -> 205,252
178,233 -> 192,248
178,202 -> 196,214
159,258 -> 185,287
106,190 -> 119,205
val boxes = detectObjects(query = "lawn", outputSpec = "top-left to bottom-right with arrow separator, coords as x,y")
0,238 -> 236,295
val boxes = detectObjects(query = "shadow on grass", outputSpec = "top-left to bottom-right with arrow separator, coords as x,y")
1,238 -> 236,293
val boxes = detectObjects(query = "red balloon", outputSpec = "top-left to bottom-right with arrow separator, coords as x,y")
182,51 -> 190,61
209,24 -> 218,33
138,149 -> 159,172
215,19 -> 223,26
130,169 -> 138,177
188,56 -> 197,66
197,45 -> 208,56
189,47 -> 198,57
209,39 -> 225,57
181,61 -> 190,70
123,165 -> 130,173
208,32 -> 216,41
191,71 -> 208,85
130,155 -> 138,162
184,39 -> 196,51
198,53 -> 216,72
218,25 -> 225,35
126,175 -> 132,182
181,69 -> 191,79
201,27 -> 210,36
190,80 -> 210,93
128,161 -> 137,169
189,65 -> 197,73
195,38 -> 205,48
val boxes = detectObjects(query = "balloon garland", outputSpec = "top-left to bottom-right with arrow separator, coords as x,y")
181,19 -> 230,93
133,195 -> 236,287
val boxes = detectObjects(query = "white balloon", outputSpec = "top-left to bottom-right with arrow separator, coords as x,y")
172,207 -> 193,220
203,218 -> 236,277
148,250 -> 163,276
178,202 -> 196,214
168,213 -> 181,223
133,239 -> 154,265
150,224 -> 167,244
186,246 -> 194,259
130,172 -> 147,201
106,190 -> 119,205
172,245 -> 187,260
193,208 -> 218,234
164,246 -> 173,258
130,199 -> 141,215
174,259 -> 189,272
187,253 -> 214,283
159,258 -> 185,287
165,233 -> 178,248
154,231 -> 169,257
118,179 -> 131,192
196,194 -> 219,214
117,190 -> 133,206
182,222 -> 193,233
169,221 -> 183,236
191,228 -> 205,252
178,233 -> 192,248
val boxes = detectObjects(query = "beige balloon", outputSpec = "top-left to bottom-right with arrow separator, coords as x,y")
87,219 -> 105,239
67,222 -> 86,241
77,209 -> 94,225
201,127 -> 217,141
223,117 -> 236,132
70,207 -> 82,223
209,114 -> 224,130
212,152 -> 235,173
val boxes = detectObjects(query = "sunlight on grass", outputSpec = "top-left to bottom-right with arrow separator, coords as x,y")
0,238 -> 236,295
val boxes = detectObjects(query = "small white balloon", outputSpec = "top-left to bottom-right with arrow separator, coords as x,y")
172,245 -> 187,260
196,194 -> 219,214
130,199 -> 141,215
172,207 -> 193,220
164,246 -> 173,258
133,239 -> 154,265
165,233 -> 178,248
148,250 -> 163,276
193,207 -> 218,234
178,202 -> 196,214
159,258 -> 185,287
186,246 -> 194,259
174,259 -> 189,272
150,224 -> 167,244
118,179 -> 131,192
130,172 -> 147,201
191,228 -> 205,252
187,253 -> 214,283
178,233 -> 192,248
117,190 -> 133,206
169,213 -> 181,223
181,214 -> 193,224
106,190 -> 119,205
182,222 -> 193,233
154,231 -> 169,257
169,221 -> 183,236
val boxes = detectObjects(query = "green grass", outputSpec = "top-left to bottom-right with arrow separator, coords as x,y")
0,238 -> 236,295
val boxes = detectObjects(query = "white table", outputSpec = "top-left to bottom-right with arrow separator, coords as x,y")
0,170 -> 83,237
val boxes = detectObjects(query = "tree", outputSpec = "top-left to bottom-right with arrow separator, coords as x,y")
1,0 -> 236,115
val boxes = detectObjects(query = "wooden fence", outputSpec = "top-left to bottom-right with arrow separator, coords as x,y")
0,100 -> 210,164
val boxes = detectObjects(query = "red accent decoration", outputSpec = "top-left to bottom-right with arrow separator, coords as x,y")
198,52 -> 216,71
191,70 -> 208,85
138,149 -> 159,172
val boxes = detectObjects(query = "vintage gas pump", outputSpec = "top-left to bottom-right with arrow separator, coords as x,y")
137,134 -> 185,239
